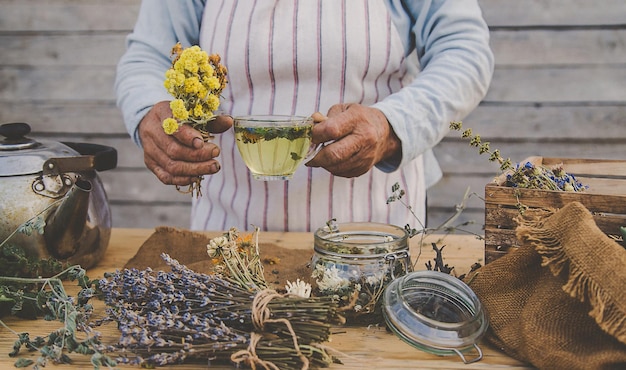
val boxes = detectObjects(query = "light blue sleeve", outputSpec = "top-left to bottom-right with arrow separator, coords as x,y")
114,0 -> 206,147
375,0 -> 494,186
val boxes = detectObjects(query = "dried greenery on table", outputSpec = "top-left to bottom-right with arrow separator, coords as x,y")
1,219 -> 341,369
0,201 -> 116,369
0,266 -> 115,369
161,42 -> 228,197
97,228 -> 343,369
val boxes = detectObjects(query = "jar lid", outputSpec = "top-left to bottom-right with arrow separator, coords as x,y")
313,222 -> 409,258
382,270 -> 488,364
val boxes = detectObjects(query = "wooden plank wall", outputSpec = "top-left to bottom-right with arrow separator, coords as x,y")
1,0 -> 625,234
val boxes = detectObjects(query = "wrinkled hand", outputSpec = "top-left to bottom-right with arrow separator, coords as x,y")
305,104 -> 401,177
138,101 -> 233,186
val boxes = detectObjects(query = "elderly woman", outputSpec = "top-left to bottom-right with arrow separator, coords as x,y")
115,0 -> 494,232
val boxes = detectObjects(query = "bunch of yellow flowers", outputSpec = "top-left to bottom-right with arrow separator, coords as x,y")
162,43 -> 228,137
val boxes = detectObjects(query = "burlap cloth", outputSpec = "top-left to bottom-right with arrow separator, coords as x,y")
123,226 -> 314,291
466,202 -> 626,370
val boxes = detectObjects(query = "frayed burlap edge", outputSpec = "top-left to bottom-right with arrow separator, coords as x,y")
515,202 -> 626,345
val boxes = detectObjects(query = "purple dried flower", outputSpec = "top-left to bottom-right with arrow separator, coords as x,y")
96,254 -> 341,368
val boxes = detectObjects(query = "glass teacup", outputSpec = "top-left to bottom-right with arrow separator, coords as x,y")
233,115 -> 314,181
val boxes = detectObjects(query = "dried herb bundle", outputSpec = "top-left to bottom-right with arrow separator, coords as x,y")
1,266 -> 115,369
449,121 -> 586,193
98,254 -> 341,369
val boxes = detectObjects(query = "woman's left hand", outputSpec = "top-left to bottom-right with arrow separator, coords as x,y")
305,104 -> 401,177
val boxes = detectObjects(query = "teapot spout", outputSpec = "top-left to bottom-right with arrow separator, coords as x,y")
44,178 -> 92,259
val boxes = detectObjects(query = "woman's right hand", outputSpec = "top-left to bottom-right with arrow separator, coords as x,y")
138,101 -> 233,186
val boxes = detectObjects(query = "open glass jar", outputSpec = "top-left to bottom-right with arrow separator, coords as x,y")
310,222 -> 411,324
382,270 -> 489,363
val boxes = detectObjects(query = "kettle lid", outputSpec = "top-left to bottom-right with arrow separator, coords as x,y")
0,123 -> 79,176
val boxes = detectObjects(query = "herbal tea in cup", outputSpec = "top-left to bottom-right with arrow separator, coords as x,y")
234,115 -> 314,180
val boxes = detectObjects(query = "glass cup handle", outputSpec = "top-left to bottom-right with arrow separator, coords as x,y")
304,140 -> 335,164
304,112 -> 335,164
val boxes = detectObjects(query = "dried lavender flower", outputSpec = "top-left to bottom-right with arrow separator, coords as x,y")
98,254 -> 341,368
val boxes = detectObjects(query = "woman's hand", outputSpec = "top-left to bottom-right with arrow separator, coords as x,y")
138,101 -> 233,186
305,104 -> 401,177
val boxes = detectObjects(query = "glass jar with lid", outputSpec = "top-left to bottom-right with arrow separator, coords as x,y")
382,270 -> 489,363
310,222 -> 412,324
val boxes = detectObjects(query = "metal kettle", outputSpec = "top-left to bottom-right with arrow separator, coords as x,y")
0,122 -> 117,270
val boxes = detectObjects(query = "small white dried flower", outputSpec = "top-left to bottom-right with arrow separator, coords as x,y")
314,265 -> 350,292
207,236 -> 229,258
311,264 -> 326,279
285,279 -> 312,298
365,272 -> 385,286
354,304 -> 362,312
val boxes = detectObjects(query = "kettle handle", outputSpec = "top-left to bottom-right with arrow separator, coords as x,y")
62,142 -> 118,172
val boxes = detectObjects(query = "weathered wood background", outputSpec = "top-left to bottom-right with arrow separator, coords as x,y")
1,0 -> 625,234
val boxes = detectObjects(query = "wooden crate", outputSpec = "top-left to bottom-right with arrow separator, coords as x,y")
484,157 -> 626,263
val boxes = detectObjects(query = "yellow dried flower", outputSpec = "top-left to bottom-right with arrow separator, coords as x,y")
193,104 -> 204,117
170,99 -> 189,121
199,63 -> 214,76
183,79 -> 199,95
162,42 -> 228,137
162,118 -> 179,135
206,94 -> 220,112
205,76 -> 221,90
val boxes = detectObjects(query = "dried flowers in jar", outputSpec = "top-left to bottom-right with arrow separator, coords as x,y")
310,221 -> 412,324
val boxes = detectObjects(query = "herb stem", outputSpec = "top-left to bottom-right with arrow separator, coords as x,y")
0,198 -> 64,249
0,318 -> 20,335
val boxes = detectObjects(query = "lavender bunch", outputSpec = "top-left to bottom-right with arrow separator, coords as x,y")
98,254 -> 340,369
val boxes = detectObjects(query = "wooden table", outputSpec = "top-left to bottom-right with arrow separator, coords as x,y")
0,228 -> 534,369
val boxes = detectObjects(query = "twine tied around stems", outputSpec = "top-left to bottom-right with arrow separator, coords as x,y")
230,332 -> 279,370
231,289 -> 310,370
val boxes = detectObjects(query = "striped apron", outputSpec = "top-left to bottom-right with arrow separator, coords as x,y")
193,0 -> 426,232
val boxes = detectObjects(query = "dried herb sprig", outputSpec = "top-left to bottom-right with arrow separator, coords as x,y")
98,254 -> 340,369
0,198 -> 66,280
449,121 -> 586,192
386,181 -> 482,268
449,121 -> 513,172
